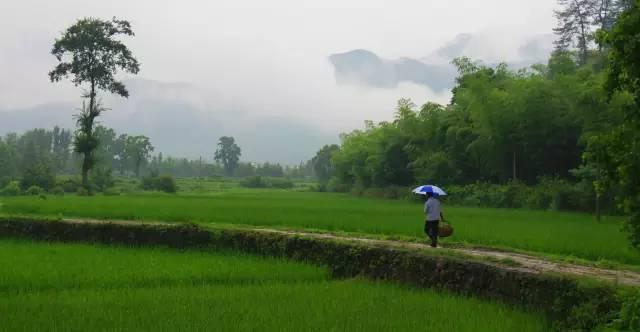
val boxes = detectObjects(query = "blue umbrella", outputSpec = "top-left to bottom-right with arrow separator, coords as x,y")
412,185 -> 447,196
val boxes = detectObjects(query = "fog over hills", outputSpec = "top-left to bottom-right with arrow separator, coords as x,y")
329,33 -> 554,92
0,79 -> 335,165
1,33 -> 554,165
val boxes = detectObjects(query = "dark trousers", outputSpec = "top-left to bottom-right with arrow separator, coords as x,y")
424,220 -> 440,247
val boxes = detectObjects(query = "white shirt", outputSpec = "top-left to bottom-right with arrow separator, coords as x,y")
424,197 -> 442,221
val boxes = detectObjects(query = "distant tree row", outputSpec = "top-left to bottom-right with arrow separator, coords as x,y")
0,126 -> 154,189
0,127 -> 74,188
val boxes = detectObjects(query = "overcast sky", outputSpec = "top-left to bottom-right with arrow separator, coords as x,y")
1,0 -> 558,137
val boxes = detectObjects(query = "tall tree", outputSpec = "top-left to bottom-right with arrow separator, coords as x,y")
126,136 -> 154,177
311,145 -> 340,184
49,17 -> 140,189
554,0 -> 595,65
593,0 -> 616,32
93,126 -> 117,168
214,136 -> 241,176
113,134 -> 129,175
52,126 -> 72,174
0,139 -> 14,185
599,0 -> 640,247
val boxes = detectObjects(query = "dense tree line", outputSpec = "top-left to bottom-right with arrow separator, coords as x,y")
149,157 -> 311,179
312,1 -> 640,247
1,128 -> 312,189
324,52 -> 624,188
0,126 -> 156,189
0,127 -> 74,188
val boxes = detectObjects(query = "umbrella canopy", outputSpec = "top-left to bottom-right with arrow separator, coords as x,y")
412,185 -> 447,196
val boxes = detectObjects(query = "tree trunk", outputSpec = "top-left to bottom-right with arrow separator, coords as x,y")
576,0 -> 589,66
595,193 -> 602,222
512,150 -> 517,181
81,151 -> 90,191
81,80 -> 97,190
596,153 -> 602,222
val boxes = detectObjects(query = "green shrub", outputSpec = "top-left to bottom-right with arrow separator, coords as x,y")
362,188 -> 385,199
103,188 -> 121,196
20,164 -> 55,190
77,187 -> 90,196
0,181 -> 21,196
25,186 -> 44,196
0,176 -> 11,188
155,175 -> 177,193
92,168 -> 115,192
615,290 -> 640,331
240,176 -> 293,189
50,186 -> 65,196
326,177 -> 349,193
240,176 -> 267,188
141,174 -> 177,193
403,180 -> 619,214
141,176 -> 155,191
60,178 -> 81,193
268,178 -> 294,189
349,183 -> 365,196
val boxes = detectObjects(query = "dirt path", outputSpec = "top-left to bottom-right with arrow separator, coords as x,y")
64,218 -> 640,286
249,228 -> 640,286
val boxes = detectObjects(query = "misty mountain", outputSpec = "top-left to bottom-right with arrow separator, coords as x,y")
328,50 -> 455,92
328,33 -> 554,92
0,80 -> 335,165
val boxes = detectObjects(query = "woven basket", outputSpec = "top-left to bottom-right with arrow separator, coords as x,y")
438,223 -> 454,237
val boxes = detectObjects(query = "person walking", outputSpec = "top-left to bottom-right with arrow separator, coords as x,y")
424,192 -> 445,248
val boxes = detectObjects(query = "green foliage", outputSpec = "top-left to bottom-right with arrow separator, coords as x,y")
48,17 -> 140,97
312,144 -> 340,184
141,173 -> 177,193
50,186 -> 65,196
549,283 -> 620,331
614,290 -> 640,331
103,187 -> 121,196
0,128 -> 74,182
155,175 -> 177,193
255,162 -> 285,178
596,1 -> 640,248
240,176 -> 267,188
214,136 -> 241,176
59,178 -> 81,193
0,181 -> 21,196
125,136 -> 154,177
25,186 -> 44,196
91,168 -> 115,192
444,179 -> 613,213
330,56 -> 603,192
76,187 -> 90,196
20,163 -> 55,190
240,176 -> 294,189
326,177 -> 349,193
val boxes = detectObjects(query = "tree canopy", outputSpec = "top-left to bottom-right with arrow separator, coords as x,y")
215,137 -> 242,176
